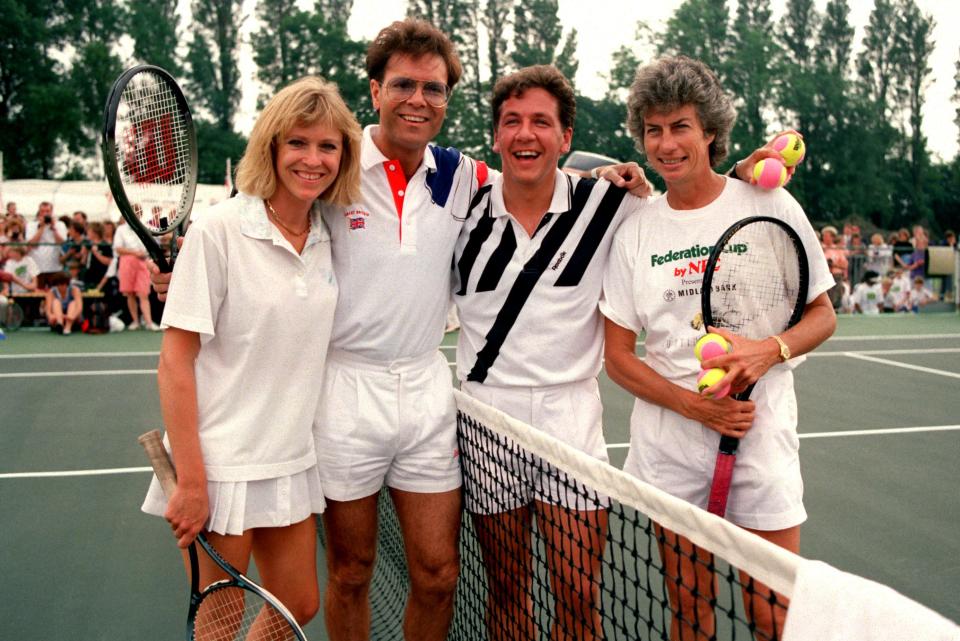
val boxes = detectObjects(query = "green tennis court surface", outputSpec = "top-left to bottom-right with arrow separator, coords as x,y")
1,313 -> 958,639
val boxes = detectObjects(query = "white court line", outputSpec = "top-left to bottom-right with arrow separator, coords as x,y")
0,466 -> 152,479
842,352 -> 960,379
0,369 -> 156,379
7,426 -> 957,478
0,351 -> 159,360
604,424 -> 960,449
811,347 -> 960,356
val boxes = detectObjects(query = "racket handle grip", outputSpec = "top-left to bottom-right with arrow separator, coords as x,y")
707,451 -> 736,517
138,430 -> 178,497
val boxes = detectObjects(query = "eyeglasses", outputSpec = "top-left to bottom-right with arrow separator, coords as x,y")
382,77 -> 451,108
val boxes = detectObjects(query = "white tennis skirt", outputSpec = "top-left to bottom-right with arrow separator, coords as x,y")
141,465 -> 327,535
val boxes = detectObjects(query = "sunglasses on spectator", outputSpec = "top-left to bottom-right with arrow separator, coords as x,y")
381,77 -> 451,108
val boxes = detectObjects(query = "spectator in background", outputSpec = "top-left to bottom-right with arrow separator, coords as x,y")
2,245 -> 39,294
821,225 -> 848,309
940,230 -> 956,302
25,201 -> 67,277
847,229 -> 866,284
892,227 -> 914,270
72,211 -> 88,228
903,226 -> 928,284
1,219 -> 25,245
906,276 -> 936,313
864,232 -> 893,276
60,221 -> 87,268
82,222 -> 113,291
66,260 -> 84,290
852,270 -> 883,314
886,268 -> 911,312
43,271 -> 83,334
113,217 -> 159,331
5,202 -> 16,218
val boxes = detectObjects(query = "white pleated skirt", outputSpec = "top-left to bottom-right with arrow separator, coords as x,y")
141,465 -> 327,535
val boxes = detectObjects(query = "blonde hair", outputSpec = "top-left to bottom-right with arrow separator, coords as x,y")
236,76 -> 362,205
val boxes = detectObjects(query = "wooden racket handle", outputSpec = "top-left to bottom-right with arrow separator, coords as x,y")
137,430 -> 178,497
707,451 -> 736,516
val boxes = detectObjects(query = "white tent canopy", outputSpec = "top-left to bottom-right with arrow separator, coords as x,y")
2,179 -> 231,223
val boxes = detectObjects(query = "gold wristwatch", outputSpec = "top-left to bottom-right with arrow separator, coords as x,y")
772,335 -> 790,362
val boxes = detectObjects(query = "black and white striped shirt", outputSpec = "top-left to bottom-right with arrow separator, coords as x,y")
454,170 -> 646,386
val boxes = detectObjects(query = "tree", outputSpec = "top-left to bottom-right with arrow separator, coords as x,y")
727,0 -> 777,160
893,0 -> 936,225
482,0 -> 512,84
857,0 -> 900,117
127,0 -> 181,74
510,0 -> 577,83
185,0 -> 242,132
954,48 -> 960,147
659,0 -> 730,76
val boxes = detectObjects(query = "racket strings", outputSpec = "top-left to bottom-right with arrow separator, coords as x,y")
195,586 -> 298,641
114,72 -> 194,234
709,221 -> 802,339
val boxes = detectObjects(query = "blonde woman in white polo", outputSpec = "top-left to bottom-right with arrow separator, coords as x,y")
141,76 -> 362,627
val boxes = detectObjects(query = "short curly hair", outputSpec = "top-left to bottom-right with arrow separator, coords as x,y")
491,65 -> 576,131
366,19 -> 462,89
626,55 -> 736,167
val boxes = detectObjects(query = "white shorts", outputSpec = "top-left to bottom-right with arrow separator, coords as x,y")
141,465 -> 326,536
624,371 -> 806,531
314,349 -> 461,501
459,379 -> 610,515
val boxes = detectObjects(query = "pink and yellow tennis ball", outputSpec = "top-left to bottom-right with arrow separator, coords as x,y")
772,133 -> 806,167
694,333 -> 731,362
753,158 -> 787,189
697,368 -> 731,399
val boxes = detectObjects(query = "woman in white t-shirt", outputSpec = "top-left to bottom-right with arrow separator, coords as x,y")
141,76 -> 361,626
600,56 -> 836,641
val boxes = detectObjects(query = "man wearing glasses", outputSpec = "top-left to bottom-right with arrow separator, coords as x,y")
314,19 -> 489,641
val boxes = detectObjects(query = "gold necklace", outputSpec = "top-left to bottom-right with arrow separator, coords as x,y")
265,199 -> 310,236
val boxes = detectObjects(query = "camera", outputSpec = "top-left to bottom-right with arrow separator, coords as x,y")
43,215 -> 52,224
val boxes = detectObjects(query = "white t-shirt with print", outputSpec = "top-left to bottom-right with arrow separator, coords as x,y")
600,179 -> 834,526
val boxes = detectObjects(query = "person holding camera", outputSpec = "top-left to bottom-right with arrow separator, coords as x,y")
25,201 -> 67,276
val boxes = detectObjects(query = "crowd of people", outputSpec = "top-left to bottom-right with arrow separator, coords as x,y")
818,222 -> 955,314
0,199 -> 165,336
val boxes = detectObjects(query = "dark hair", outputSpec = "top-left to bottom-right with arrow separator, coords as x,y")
48,271 -> 69,286
626,55 -> 736,167
492,65 -> 576,131
366,19 -> 462,88
69,221 -> 85,235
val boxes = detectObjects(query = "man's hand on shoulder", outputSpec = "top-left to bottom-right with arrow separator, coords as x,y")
594,162 -> 653,198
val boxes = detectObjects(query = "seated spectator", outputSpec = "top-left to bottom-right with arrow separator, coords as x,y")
2,245 -> 39,294
886,268 -> 912,312
44,271 -> 83,334
66,261 -> 84,289
852,270 -> 884,314
905,276 -> 936,313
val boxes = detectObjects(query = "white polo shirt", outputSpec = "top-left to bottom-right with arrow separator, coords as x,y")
323,126 -> 488,361
162,192 -> 338,482
454,170 -> 644,387
25,219 -> 68,272
112,222 -> 148,255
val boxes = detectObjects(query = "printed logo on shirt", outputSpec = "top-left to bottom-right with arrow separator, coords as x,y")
344,208 -> 369,232
650,242 -> 748,268
550,251 -> 567,271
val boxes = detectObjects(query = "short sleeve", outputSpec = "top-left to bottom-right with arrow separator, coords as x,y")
160,219 -> 227,337
600,217 -> 644,334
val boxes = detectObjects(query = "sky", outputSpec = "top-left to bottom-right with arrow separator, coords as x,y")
234,0 -> 959,161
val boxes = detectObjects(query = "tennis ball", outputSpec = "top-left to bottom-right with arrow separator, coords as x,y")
697,368 -> 731,399
753,158 -> 787,189
772,133 -> 806,167
694,333 -> 731,362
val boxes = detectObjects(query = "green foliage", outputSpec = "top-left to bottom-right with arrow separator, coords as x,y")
127,0 -> 181,74
194,120 -> 246,185
659,0 -> 730,74
185,0 -> 242,131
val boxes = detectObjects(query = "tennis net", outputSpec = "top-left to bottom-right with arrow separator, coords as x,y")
319,389 -> 959,641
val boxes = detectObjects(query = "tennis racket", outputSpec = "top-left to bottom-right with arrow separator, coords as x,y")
138,430 -> 307,641
700,216 -> 809,517
102,65 -> 198,272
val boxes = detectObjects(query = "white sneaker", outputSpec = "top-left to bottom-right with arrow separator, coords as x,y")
127,322 -> 140,331
146,322 -> 161,332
